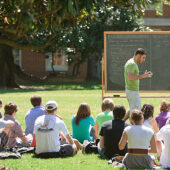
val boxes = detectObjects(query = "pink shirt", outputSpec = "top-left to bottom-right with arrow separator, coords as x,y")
3,114 -> 24,148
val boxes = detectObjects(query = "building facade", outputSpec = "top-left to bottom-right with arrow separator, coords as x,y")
143,2 -> 170,30
13,49 -> 87,81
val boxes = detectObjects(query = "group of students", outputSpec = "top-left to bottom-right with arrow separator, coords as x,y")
0,96 -> 170,169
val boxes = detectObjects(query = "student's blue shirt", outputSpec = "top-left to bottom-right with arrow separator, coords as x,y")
25,106 -> 46,135
72,115 -> 95,143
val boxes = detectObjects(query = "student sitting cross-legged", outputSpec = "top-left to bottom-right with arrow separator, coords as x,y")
0,119 -> 14,151
156,118 -> 170,168
98,105 -> 129,159
34,100 -> 78,157
119,109 -> 157,169
25,95 -> 46,136
3,102 -> 32,148
72,103 -> 95,144
155,100 -> 170,130
94,98 -> 114,140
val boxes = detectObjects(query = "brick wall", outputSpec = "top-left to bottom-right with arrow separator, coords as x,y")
21,50 -> 87,80
144,2 -> 170,31
67,58 -> 88,80
21,50 -> 46,77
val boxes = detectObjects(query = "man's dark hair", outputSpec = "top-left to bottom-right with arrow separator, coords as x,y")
30,95 -> 42,107
113,105 -> 126,120
134,48 -> 146,56
0,99 -> 2,105
4,102 -> 17,115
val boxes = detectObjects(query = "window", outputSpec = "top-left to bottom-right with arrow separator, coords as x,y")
13,49 -> 22,67
45,50 -> 68,72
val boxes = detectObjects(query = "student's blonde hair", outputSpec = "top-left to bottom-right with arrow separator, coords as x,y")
101,98 -> 114,112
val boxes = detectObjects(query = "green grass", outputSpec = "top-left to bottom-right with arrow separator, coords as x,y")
19,81 -> 102,90
0,85 -> 169,170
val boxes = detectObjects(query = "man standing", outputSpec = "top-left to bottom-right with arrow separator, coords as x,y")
124,48 -> 152,121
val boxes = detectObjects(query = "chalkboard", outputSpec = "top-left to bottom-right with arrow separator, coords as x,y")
104,32 -> 170,91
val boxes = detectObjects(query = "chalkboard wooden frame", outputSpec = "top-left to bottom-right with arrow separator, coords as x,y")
103,31 -> 170,97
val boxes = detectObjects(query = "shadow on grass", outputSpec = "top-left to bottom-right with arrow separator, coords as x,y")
0,82 -> 102,94
32,153 -> 73,159
97,155 -> 125,170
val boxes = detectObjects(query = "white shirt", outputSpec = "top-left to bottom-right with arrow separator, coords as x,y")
34,115 -> 69,154
143,117 -> 153,129
0,119 -> 8,129
125,125 -> 154,149
156,124 -> 170,168
0,119 -> 13,129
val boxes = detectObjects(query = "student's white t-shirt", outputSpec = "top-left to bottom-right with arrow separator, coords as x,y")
157,124 -> 170,168
34,115 -> 69,154
124,125 -> 154,149
143,117 -> 153,129
0,119 -> 13,129
0,120 -> 8,129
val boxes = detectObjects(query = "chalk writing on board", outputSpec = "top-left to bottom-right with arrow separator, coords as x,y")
105,33 -> 170,91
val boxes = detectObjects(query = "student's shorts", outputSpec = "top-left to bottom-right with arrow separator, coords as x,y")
122,153 -> 153,169
125,90 -> 141,113
59,144 -> 74,157
35,144 -> 74,158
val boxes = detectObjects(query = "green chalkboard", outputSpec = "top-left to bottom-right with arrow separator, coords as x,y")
104,32 -> 170,91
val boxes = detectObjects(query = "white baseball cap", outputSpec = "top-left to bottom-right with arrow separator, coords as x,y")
45,100 -> 58,110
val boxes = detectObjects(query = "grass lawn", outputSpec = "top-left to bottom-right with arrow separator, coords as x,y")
0,83 -> 169,170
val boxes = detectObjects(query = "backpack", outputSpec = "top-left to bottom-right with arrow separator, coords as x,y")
0,131 -> 8,151
83,141 -> 98,154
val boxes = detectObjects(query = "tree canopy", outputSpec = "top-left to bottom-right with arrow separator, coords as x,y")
0,0 -> 154,51
0,0 -> 158,87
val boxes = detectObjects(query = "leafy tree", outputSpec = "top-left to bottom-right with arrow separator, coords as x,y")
0,0 -> 154,87
55,6 -> 148,78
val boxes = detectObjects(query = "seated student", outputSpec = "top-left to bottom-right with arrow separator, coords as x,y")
34,100 -> 78,157
98,105 -> 129,159
25,95 -> 45,135
0,119 -> 14,151
119,109 -> 157,169
142,103 -> 159,132
0,99 -> 3,119
3,102 -> 32,148
156,119 -> 170,168
141,103 -> 162,158
155,100 -> 170,129
72,103 -> 95,144
94,98 -> 114,139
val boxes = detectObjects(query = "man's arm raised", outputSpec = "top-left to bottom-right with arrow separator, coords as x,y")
128,70 -> 152,81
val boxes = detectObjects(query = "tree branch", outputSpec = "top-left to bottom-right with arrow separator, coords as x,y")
35,4 -> 62,19
0,34 -> 56,51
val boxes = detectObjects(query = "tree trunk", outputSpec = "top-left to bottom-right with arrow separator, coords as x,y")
0,45 -> 18,87
86,53 -> 101,81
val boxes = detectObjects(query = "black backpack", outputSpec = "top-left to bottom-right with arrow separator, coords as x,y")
0,131 -> 8,151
